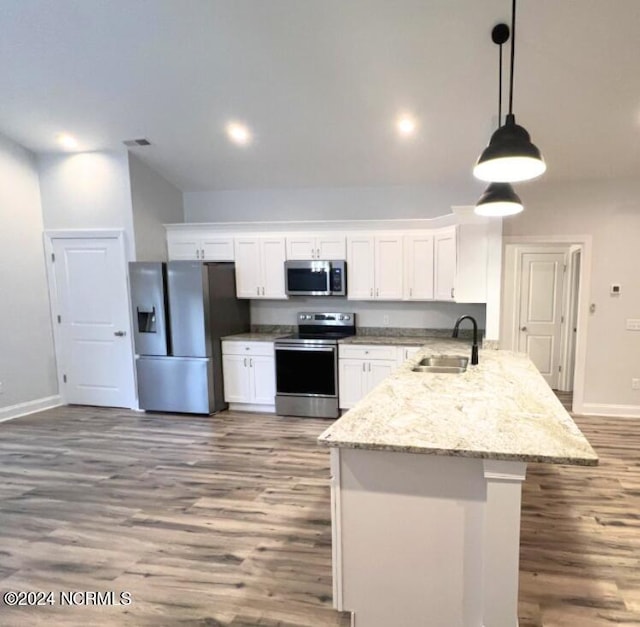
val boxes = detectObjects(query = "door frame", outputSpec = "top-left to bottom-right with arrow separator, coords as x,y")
43,229 -> 138,408
501,235 -> 592,415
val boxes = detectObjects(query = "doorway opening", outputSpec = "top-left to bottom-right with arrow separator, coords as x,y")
501,236 -> 592,414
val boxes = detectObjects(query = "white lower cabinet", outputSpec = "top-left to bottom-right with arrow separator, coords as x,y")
397,345 -> 422,365
339,345 -> 397,409
222,341 -> 275,410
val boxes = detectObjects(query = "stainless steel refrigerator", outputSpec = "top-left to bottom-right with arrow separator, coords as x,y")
129,261 -> 249,414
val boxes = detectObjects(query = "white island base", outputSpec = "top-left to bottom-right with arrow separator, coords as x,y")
330,447 -> 527,627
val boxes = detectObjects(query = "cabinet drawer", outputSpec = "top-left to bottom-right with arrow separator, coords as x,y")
222,341 -> 274,357
339,344 -> 397,361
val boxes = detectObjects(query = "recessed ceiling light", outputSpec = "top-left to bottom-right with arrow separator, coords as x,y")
396,115 -> 417,137
56,133 -> 79,150
226,122 -> 251,146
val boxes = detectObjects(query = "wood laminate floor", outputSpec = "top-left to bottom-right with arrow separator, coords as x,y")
0,399 -> 638,626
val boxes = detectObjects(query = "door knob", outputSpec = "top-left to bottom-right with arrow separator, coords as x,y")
114,330 -> 127,337
520,326 -> 527,332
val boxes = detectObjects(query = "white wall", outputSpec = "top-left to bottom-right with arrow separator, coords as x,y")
251,298 -> 486,331
0,132 -> 58,411
38,150 -> 137,259
506,179 -> 640,412
129,153 -> 184,261
184,184 -> 473,223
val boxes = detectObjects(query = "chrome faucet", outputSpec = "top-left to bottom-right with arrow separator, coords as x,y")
452,315 -> 479,365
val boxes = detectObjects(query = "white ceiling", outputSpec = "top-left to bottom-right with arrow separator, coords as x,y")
0,0 -> 639,193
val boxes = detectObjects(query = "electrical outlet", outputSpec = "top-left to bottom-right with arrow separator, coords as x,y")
632,378 -> 640,391
626,319 -> 640,331
383,315 -> 390,326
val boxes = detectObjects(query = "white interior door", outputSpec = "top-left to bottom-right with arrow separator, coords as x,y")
50,236 -> 136,408
518,252 -> 566,388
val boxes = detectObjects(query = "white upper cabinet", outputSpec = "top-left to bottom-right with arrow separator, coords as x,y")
347,235 -> 376,299
286,233 -> 346,260
454,222 -> 497,303
167,230 -> 234,261
234,236 -> 287,299
374,234 -> 404,300
404,232 -> 434,300
166,218 -> 494,304
200,235 -> 235,261
167,232 -> 200,260
347,233 -> 403,300
434,227 -> 457,301
261,237 -> 287,298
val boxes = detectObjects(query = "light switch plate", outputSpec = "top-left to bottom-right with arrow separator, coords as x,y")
626,319 -> 640,331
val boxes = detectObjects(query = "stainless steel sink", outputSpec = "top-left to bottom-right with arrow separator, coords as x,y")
412,355 -> 469,374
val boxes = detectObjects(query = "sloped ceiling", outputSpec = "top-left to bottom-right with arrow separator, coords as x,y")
0,0 -> 638,194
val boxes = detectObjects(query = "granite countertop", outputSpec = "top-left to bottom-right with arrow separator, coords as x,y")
221,332 -> 288,342
318,341 -> 598,466
339,335 -> 459,346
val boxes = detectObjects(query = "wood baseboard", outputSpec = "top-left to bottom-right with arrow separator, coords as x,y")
0,395 -> 63,423
580,403 -> 640,418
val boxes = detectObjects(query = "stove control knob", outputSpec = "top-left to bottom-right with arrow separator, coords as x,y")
305,314 -> 312,320
337,315 -> 344,320
344,315 -> 350,320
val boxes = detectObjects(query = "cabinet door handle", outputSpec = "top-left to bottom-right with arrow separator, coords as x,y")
201,248 -> 205,259
409,287 -> 413,297
256,286 -> 260,296
376,288 -> 379,297
370,288 -> 373,297
316,248 -> 320,258
114,330 -> 126,337
368,363 -> 371,372
362,363 -> 366,372
244,357 -> 247,367
521,326 -> 528,332
261,286 -> 265,296
451,287 -> 455,299
249,358 -> 253,367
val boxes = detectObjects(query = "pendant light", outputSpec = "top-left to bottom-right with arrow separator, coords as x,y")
473,0 -> 546,183
475,24 -> 523,217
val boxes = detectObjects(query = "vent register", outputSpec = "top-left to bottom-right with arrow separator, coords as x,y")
122,138 -> 151,147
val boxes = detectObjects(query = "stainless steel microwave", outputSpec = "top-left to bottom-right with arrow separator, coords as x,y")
284,260 -> 347,296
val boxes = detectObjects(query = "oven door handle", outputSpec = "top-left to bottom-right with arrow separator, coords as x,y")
275,345 -> 335,352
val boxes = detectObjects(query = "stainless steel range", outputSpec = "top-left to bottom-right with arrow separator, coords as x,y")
275,312 -> 356,418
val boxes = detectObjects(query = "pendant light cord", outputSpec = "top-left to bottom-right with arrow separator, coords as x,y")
498,42 -> 503,126
508,0 -> 516,116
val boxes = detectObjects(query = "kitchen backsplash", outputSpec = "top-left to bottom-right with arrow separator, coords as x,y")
250,298 -> 486,331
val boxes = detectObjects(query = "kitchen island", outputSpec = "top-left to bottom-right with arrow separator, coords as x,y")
318,342 -> 597,627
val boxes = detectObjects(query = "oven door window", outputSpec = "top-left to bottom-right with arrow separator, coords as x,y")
287,268 -> 329,293
276,346 -> 336,396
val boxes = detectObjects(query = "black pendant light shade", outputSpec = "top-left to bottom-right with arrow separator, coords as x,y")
473,0 -> 546,183
474,113 -> 546,182
475,182 -> 523,217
